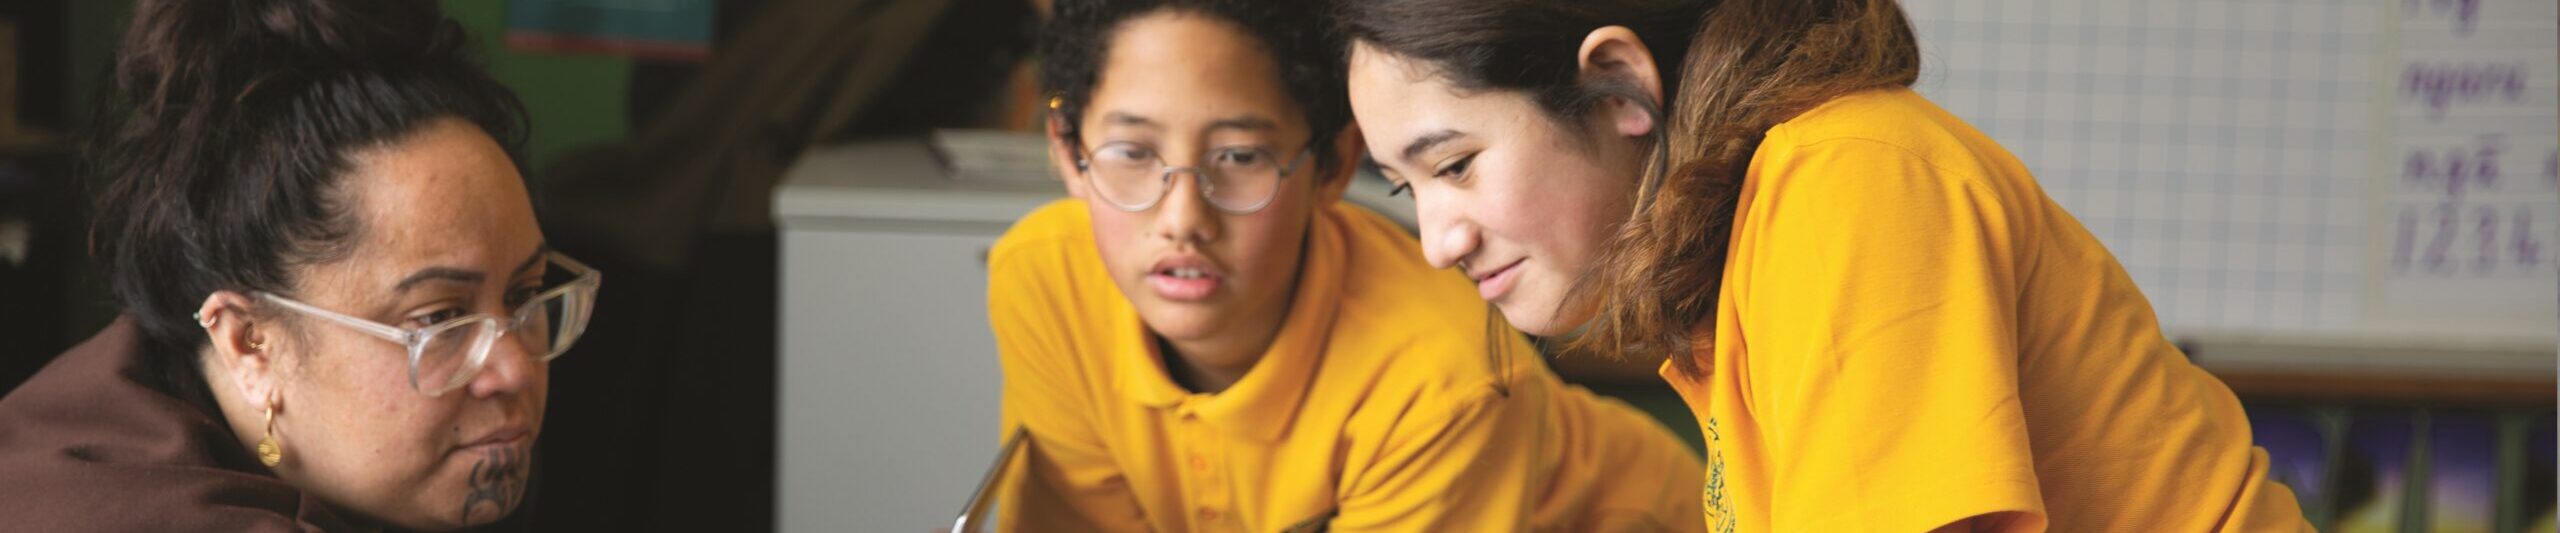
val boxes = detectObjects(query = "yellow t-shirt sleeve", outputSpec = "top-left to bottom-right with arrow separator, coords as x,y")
1740,136 -> 2048,532
987,208 -> 1152,532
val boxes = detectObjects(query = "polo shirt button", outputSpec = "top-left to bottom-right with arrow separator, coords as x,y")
1189,455 -> 1208,471
1199,508 -> 1218,521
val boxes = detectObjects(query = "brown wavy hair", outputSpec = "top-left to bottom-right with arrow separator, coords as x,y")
1342,0 -> 1921,373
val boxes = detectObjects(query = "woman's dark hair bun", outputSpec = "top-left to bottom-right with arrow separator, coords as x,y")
248,0 -> 462,61
116,0 -> 473,117
87,0 -> 527,364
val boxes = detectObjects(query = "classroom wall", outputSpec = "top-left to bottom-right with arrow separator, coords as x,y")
63,0 -> 635,175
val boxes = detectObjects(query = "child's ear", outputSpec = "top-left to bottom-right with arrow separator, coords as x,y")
1577,26 -> 1663,138
1317,124 -> 1365,206
1046,109 -> 1091,200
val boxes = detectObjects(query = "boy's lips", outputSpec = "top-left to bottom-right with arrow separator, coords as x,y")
1147,254 -> 1225,302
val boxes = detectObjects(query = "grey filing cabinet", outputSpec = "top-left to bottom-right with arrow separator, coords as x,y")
774,140 -> 1062,532
773,138 -> 1417,531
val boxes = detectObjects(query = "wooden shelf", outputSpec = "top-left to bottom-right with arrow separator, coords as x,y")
2210,369 -> 2555,407
2183,332 -> 2557,408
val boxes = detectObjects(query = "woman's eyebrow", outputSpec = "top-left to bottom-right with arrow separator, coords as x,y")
392,242 -> 549,293
393,267 -> 482,293
509,243 -> 549,278
1398,129 -> 1464,166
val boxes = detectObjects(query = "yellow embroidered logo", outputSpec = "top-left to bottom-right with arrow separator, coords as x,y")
1702,418 -> 1735,533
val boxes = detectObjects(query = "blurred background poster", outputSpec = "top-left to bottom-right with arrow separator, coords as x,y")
507,0 -> 715,62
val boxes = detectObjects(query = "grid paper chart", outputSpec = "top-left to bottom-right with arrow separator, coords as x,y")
2381,0 -> 2560,316
1906,0 -> 2383,334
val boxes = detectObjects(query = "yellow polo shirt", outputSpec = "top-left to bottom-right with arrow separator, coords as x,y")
990,199 -> 1705,532
1663,88 -> 2310,531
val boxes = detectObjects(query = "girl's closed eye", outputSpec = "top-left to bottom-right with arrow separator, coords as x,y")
1434,153 -> 1477,181
1386,153 -> 1477,197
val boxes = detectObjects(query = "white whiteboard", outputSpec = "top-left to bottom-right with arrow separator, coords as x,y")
1905,0 -> 2558,342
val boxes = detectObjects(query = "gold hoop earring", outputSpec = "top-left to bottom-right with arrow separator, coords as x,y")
257,406 -> 283,467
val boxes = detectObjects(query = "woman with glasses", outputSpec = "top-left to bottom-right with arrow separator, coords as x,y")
0,0 -> 597,530
985,0 -> 1703,530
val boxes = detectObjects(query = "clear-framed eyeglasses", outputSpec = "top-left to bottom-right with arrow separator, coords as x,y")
1072,140 -> 1315,214
254,252 -> 601,396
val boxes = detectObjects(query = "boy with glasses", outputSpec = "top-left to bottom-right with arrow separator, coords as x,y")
985,0 -> 1705,530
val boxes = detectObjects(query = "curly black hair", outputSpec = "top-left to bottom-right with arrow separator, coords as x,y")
1039,0 -> 1350,173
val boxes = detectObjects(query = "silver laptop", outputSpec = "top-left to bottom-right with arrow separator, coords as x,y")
951,426 -> 1030,532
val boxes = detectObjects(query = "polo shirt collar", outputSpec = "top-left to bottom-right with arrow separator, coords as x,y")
1113,207 -> 1346,443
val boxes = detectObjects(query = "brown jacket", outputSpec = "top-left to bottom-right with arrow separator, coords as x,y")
0,318 -> 359,531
